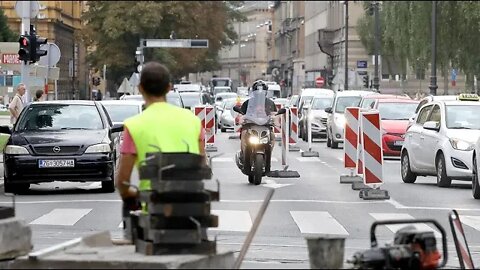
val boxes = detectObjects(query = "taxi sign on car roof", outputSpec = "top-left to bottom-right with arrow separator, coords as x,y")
458,93 -> 479,101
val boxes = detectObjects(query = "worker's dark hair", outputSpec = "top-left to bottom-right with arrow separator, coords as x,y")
35,89 -> 44,99
140,62 -> 171,97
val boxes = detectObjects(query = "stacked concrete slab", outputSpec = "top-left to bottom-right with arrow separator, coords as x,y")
129,152 -> 219,255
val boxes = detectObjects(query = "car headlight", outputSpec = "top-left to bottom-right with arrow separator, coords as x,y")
85,143 -> 111,153
449,138 -> 474,151
5,145 -> 29,155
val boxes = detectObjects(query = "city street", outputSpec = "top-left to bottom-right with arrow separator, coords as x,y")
0,130 -> 479,268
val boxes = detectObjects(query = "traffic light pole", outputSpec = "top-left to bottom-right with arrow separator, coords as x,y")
20,2 -> 31,102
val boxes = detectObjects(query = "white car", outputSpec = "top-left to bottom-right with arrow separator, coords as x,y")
407,95 -> 457,129
402,95 -> 480,188
325,90 -> 375,148
99,100 -> 144,162
301,94 -> 334,140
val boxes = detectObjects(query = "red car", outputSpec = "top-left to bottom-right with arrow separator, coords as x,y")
359,94 -> 411,109
372,99 -> 420,156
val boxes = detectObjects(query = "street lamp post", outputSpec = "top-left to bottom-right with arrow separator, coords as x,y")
429,1 -> 438,95
372,1 -> 380,92
344,1 -> 349,90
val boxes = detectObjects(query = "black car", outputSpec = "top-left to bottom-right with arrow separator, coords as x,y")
0,100 -> 123,194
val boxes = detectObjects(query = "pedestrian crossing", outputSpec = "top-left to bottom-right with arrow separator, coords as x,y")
27,208 -> 480,241
211,156 -> 322,163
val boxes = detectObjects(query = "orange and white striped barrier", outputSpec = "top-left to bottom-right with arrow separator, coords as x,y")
289,107 -> 300,152
340,107 -> 363,184
194,106 -> 206,128
449,210 -> 475,269
205,105 -> 217,152
359,110 -> 390,200
229,98 -> 243,140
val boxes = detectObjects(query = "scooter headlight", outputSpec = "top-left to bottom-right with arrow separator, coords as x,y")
249,136 -> 260,144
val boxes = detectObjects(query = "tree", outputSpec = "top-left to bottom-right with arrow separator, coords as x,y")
0,8 -> 16,42
81,1 -> 245,89
357,1 -> 480,92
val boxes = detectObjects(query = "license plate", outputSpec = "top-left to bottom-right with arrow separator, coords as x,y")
394,140 -> 404,146
39,159 -> 75,168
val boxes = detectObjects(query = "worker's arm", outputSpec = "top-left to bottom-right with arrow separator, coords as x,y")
199,128 -> 207,165
116,128 -> 138,199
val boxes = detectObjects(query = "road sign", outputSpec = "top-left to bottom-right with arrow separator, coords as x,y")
357,60 -> 367,69
315,76 -> 325,87
143,39 -> 209,48
2,54 -> 21,64
15,1 -> 40,19
38,43 -> 60,67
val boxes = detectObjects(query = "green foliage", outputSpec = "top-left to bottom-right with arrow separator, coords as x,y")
357,1 -> 480,86
0,9 -> 16,42
82,1 -> 245,86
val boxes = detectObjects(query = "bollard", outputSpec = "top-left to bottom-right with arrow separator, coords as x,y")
306,237 -> 345,269
205,106 -> 218,152
289,107 -> 301,152
301,105 -> 319,157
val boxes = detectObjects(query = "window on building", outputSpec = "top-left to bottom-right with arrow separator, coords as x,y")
5,75 -> 13,87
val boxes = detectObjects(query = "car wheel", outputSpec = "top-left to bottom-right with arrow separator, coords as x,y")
401,151 -> 417,183
4,183 -> 29,195
327,131 -> 332,148
331,139 -> 339,149
102,160 -> 116,193
436,153 -> 452,188
472,155 -> 480,199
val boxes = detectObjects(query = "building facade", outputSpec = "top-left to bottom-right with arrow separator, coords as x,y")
0,0 -> 88,100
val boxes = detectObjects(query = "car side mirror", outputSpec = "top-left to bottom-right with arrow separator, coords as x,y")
276,108 -> 287,115
0,125 -> 11,135
325,107 -> 333,114
233,105 -> 243,114
423,121 -> 440,131
111,123 -> 124,133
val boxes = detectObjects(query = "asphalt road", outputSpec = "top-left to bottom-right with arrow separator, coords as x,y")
0,129 -> 479,268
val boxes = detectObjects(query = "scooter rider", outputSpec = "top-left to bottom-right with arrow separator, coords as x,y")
237,80 -> 277,161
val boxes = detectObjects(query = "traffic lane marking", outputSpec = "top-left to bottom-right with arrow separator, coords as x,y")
30,208 -> 92,226
369,212 -> 441,238
290,211 -> 349,236
209,210 -> 252,232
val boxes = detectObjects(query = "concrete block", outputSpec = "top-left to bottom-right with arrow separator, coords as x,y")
289,145 -> 301,152
351,182 -> 371,190
306,236 -> 345,269
339,175 -> 362,184
301,151 -> 319,157
360,189 -> 390,200
0,217 -> 32,260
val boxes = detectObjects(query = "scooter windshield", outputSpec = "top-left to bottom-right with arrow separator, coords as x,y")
244,90 -> 269,126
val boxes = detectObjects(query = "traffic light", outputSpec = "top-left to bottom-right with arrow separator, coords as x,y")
18,35 -> 31,62
363,75 -> 370,88
31,34 -> 48,63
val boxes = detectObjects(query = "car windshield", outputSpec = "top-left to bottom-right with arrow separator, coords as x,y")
17,104 -> 103,131
102,104 -> 140,123
335,96 -> 362,113
214,88 -> 232,95
180,94 -> 201,107
378,102 -> 418,120
312,98 -> 333,110
446,105 -> 480,129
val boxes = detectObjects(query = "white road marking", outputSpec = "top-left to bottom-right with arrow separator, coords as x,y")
30,208 -> 92,226
369,213 -> 441,237
77,182 -> 101,190
209,210 -> 252,232
296,157 -> 321,162
212,157 -> 234,162
262,179 -> 293,189
459,215 -> 480,232
290,211 -> 349,236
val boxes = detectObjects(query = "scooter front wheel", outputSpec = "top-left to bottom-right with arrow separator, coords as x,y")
253,153 -> 264,185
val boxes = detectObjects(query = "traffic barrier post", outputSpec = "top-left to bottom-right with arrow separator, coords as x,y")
340,107 -> 364,185
289,107 -> 300,152
229,99 -> 242,140
449,209 -> 475,269
268,107 -> 300,178
301,105 -> 319,157
274,104 -> 282,141
205,105 -> 218,152
358,110 -> 390,200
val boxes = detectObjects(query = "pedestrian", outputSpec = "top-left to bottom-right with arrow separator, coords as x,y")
116,62 -> 206,207
8,83 -> 26,125
33,89 -> 44,102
